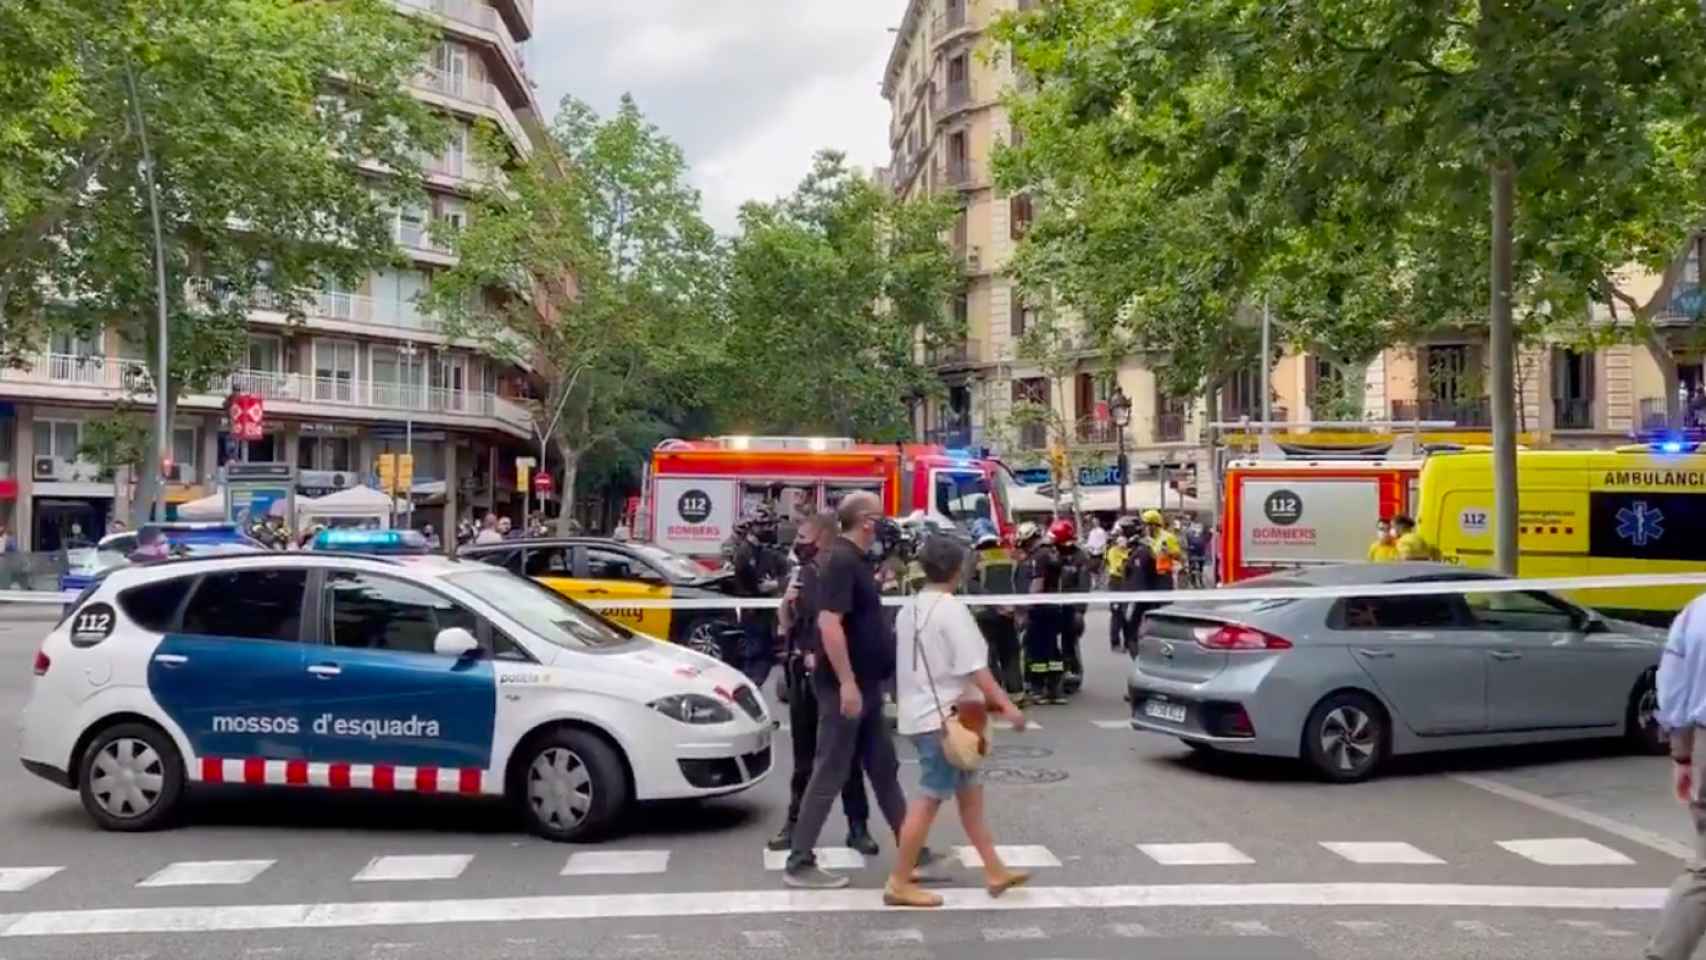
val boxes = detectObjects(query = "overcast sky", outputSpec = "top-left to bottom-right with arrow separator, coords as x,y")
527,1 -> 901,234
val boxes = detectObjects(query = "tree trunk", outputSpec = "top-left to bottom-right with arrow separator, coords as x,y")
553,436 -> 580,535
132,385 -> 176,527
1489,162 -> 1520,576
1648,329 -> 1681,426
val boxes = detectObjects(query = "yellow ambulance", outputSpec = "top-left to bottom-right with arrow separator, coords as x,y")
1417,444 -> 1706,625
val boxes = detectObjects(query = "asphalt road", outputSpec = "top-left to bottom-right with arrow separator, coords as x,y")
0,611 -> 1691,960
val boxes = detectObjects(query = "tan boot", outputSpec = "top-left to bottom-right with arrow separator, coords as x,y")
986,869 -> 1031,898
883,878 -> 945,908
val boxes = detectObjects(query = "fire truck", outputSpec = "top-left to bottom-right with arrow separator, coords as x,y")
1214,419 -> 1504,584
641,436 -> 1015,566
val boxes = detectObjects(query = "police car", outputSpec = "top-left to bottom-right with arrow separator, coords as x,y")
19,545 -> 773,841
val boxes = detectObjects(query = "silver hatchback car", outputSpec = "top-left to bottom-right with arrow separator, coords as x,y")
1127,563 -> 1668,782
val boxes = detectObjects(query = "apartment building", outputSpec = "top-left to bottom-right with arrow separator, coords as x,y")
5,0 -> 544,550
883,0 -> 1212,476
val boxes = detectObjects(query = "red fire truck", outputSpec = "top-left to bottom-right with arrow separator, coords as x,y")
641,436 -> 1014,566
1219,457 -> 1424,584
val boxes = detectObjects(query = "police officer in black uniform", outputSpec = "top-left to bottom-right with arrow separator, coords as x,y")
732,506 -> 785,686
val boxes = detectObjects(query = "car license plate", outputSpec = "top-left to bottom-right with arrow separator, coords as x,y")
1145,700 -> 1187,724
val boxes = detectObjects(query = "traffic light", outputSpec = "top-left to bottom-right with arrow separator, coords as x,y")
376,454 -> 396,495
1048,445 -> 1068,482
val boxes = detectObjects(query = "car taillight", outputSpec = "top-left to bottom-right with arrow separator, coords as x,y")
32,650 -> 50,676
1196,624 -> 1292,651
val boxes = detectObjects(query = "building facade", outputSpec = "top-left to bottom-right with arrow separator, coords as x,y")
6,0 -> 544,550
883,0 -> 1691,494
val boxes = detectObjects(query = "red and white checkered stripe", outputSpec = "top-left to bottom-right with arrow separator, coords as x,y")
192,757 -> 487,795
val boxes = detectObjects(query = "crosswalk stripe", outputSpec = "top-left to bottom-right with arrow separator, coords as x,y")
1560,919 -> 1635,938
953,845 -> 1061,869
0,869 -> 61,894
0,883 -> 1670,936
1137,842 -> 1254,866
863,928 -> 924,945
1221,920 -> 1274,935
1334,921 -> 1389,936
1106,922 -> 1153,937
137,860 -> 275,888
351,855 -> 472,883
1320,842 -> 1444,865
740,930 -> 786,948
560,850 -> 670,876
761,847 -> 863,871
1453,919 -> 1511,938
1497,838 -> 1634,866
993,719 -> 1040,731
1092,720 -> 1129,729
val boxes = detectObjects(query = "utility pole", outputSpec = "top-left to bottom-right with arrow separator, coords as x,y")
1260,296 -> 1272,435
126,65 -> 171,524
1489,162 -> 1520,575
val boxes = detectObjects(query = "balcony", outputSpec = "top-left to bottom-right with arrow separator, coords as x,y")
408,68 -> 529,153
394,0 -> 532,104
928,338 -> 982,367
1553,396 -> 1594,430
931,4 -> 972,47
221,370 -> 532,432
924,424 -> 976,448
942,157 -> 974,189
1075,417 -> 1123,445
1155,411 -> 1187,443
1014,422 -> 1048,450
395,218 -> 457,263
934,78 -> 974,120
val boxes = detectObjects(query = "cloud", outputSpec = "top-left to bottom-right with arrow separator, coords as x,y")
526,0 -> 901,233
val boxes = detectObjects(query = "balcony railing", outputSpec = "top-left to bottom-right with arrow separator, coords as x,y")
395,0 -> 531,93
935,78 -> 973,116
396,218 -> 454,256
1155,411 -> 1186,443
1391,397 -> 1491,427
942,157 -> 973,187
1015,422 -> 1048,450
932,4 -> 968,40
924,424 -> 976,448
11,353 -> 154,393
1638,396 -> 1706,430
409,68 -> 528,149
1553,396 -> 1593,430
1075,417 -> 1123,444
219,370 -> 531,429
928,338 -> 981,366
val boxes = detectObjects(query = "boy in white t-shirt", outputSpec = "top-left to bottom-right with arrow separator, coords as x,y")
886,535 -> 1029,908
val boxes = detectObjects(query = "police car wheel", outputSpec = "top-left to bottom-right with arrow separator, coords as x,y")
77,723 -> 185,832
516,729 -> 628,842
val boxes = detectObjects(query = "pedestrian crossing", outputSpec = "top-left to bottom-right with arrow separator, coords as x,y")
0,835 -> 1649,894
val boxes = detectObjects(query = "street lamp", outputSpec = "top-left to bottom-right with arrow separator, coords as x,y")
1110,386 -> 1133,515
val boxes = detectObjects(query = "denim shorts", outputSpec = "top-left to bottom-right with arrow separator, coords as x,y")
909,731 -> 979,800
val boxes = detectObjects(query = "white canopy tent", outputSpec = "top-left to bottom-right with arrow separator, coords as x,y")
1007,483 -> 1202,517
296,485 -> 403,529
177,490 -> 226,522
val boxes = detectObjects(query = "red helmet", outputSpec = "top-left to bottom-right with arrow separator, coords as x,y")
1048,519 -> 1077,546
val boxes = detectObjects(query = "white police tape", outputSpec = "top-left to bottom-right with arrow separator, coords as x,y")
8,571 -> 1705,615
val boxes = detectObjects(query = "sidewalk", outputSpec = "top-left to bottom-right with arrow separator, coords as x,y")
1451,749 -> 1691,854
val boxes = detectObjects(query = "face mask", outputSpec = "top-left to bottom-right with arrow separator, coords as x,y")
794,542 -> 819,563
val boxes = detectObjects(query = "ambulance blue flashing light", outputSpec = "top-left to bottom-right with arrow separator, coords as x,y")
311,529 -> 430,554
1662,440 -> 1686,454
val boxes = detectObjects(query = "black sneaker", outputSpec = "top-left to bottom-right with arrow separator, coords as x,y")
767,822 -> 794,852
783,861 -> 850,889
845,823 -> 880,856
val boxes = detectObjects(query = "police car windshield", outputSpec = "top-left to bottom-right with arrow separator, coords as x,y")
446,569 -> 633,649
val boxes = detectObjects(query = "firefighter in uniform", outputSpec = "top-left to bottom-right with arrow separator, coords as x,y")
1125,510 -> 1180,652
968,520 -> 1023,698
1051,519 -> 1089,698
1020,521 -> 1069,704
1106,516 -> 1138,651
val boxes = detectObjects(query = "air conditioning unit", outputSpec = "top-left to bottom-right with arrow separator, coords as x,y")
32,456 -> 56,481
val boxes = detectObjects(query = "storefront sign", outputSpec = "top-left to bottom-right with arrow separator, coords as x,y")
228,393 -> 265,442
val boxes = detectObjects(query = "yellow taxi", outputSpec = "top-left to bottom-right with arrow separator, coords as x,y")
458,537 -> 745,662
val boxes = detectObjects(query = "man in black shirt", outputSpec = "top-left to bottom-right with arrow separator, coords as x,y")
766,510 -> 876,856
784,492 -> 912,889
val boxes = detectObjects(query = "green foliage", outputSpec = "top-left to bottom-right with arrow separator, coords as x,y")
718,151 -> 963,441
77,411 -> 148,482
428,94 -> 723,518
994,0 -> 1706,396
0,0 -> 443,521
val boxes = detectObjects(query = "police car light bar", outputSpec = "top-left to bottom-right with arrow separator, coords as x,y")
310,529 -> 431,554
